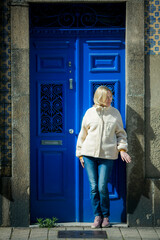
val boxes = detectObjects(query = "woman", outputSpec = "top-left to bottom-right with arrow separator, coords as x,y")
76,86 -> 131,228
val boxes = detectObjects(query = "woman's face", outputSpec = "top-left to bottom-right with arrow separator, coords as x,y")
105,91 -> 113,107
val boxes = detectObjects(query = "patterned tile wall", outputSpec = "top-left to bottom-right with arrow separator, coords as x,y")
0,0 -> 12,177
145,0 -> 160,54
0,1 -> 159,176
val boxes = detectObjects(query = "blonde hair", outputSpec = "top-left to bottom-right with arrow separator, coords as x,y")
93,86 -> 112,107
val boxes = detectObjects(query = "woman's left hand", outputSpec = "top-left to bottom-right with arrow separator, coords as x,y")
120,151 -> 131,163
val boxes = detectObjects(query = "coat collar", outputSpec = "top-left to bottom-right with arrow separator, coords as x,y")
94,105 -> 111,112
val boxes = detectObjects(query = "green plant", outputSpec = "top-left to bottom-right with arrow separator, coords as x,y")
36,217 -> 58,228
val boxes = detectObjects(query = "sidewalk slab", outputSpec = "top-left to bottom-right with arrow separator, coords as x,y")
106,227 -> 123,240
58,222 -> 128,228
29,228 -> 48,240
1,226 -> 160,240
11,228 -> 30,240
137,227 -> 159,240
155,228 -> 160,238
120,227 -> 141,240
48,229 -> 59,240
0,227 -> 12,240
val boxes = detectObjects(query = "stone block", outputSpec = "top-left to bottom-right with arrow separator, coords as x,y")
127,179 -> 153,227
154,180 -> 160,227
127,75 -> 144,97
126,1 -> 144,97
145,55 -> 160,109
145,55 -> 160,178
145,108 -> 160,178
126,56 -> 144,96
12,96 -> 30,171
11,6 -> 29,49
11,94 -> 30,226
127,96 -> 144,121
11,49 -> 29,97
128,179 -> 160,227
10,5 -> 30,226
126,1 -> 144,47
10,196 -> 30,227
126,97 -> 144,161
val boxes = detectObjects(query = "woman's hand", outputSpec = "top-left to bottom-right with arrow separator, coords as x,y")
120,151 -> 131,163
79,156 -> 85,168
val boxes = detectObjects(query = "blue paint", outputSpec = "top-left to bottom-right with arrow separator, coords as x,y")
81,33 -> 126,222
30,29 -> 126,223
89,53 -> 119,72
75,39 -> 80,222
30,37 -> 76,223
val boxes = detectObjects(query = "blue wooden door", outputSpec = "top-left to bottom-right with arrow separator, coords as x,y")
30,30 -> 126,223
78,34 -> 126,223
30,38 -> 76,223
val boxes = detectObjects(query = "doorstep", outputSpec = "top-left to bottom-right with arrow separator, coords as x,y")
29,222 -> 128,228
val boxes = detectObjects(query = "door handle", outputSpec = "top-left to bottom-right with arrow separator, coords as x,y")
69,129 -> 74,134
69,78 -> 73,90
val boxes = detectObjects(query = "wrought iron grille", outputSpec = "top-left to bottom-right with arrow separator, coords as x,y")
40,84 -> 63,134
30,3 -> 125,28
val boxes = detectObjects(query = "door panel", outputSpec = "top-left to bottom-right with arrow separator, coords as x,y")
30,38 -> 76,223
38,149 -> 65,200
81,36 -> 126,222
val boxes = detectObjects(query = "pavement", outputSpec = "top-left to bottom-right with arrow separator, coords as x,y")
0,224 -> 160,240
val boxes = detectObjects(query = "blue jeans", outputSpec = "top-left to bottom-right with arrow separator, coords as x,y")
83,156 -> 114,218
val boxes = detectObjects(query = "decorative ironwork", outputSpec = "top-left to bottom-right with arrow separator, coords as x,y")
30,3 -> 125,28
40,84 -> 63,134
30,28 -> 125,38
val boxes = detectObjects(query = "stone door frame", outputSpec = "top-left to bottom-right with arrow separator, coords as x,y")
10,0 -> 144,226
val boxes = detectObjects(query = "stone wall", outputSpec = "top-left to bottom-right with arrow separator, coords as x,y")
127,0 -> 160,226
0,0 -> 160,227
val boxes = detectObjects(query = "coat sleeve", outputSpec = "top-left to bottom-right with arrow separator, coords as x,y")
76,114 -> 88,158
115,112 -> 128,152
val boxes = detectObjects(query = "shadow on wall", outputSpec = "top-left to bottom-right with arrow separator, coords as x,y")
0,178 -> 13,202
126,105 -> 159,215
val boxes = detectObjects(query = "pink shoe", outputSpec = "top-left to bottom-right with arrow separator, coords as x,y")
102,217 -> 110,228
91,216 -> 102,229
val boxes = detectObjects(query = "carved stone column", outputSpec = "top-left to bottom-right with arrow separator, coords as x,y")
10,0 -> 30,226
